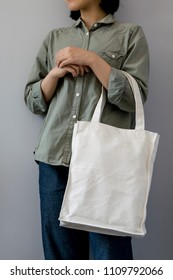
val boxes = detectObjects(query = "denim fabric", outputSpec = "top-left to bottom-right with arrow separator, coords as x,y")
39,162 -> 133,260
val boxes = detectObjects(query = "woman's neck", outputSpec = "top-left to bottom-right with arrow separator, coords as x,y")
80,8 -> 107,30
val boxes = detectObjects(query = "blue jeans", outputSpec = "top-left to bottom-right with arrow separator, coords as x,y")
39,162 -> 133,260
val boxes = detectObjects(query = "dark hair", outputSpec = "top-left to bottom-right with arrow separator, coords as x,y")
70,0 -> 120,20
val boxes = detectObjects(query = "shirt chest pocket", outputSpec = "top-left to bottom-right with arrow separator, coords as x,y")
99,51 -> 123,69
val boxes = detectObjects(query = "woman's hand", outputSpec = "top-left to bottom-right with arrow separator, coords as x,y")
56,46 -> 93,68
51,64 -> 89,78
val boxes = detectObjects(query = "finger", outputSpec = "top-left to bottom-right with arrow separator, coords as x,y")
56,57 -> 66,68
56,52 -> 67,67
64,65 -> 79,77
56,47 -> 73,67
59,59 -> 73,68
84,66 -> 90,73
69,64 -> 80,76
79,65 -> 85,76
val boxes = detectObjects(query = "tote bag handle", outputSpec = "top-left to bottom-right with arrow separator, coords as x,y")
91,71 -> 145,131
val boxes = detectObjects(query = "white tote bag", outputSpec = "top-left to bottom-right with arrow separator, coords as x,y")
59,71 -> 159,237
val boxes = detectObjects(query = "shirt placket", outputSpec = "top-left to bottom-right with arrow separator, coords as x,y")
62,25 -> 91,166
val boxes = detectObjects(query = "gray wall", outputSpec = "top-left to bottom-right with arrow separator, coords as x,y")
0,0 -> 172,260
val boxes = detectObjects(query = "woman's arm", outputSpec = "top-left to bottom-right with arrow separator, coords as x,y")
41,65 -> 89,103
24,32 -> 89,113
56,47 -> 111,89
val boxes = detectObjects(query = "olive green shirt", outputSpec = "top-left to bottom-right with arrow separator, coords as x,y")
24,14 -> 149,166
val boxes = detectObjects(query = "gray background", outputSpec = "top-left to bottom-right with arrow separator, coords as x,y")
0,0 -> 172,260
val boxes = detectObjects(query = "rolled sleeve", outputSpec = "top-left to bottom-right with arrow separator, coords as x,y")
107,25 -> 149,113
24,32 -> 51,114
107,68 -> 126,103
25,80 -> 48,114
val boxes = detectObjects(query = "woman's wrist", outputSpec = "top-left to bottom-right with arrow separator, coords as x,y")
41,69 -> 59,103
87,51 -> 98,69
86,51 -> 111,89
49,67 -> 61,79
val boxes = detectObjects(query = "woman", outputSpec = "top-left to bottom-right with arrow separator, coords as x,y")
25,0 -> 149,260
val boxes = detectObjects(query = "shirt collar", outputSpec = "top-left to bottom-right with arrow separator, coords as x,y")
74,14 -> 116,28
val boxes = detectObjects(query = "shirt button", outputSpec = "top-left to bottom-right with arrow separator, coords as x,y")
112,54 -> 116,59
94,23 -> 97,27
76,92 -> 80,97
72,114 -> 77,119
86,32 -> 89,36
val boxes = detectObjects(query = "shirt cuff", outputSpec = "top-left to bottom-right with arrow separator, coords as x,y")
31,81 -> 48,113
107,68 -> 126,104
